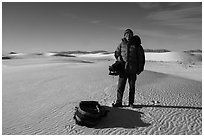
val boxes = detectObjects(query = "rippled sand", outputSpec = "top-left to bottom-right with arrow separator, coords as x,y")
2,56 -> 202,135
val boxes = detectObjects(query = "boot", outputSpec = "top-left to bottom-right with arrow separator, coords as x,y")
112,102 -> 122,107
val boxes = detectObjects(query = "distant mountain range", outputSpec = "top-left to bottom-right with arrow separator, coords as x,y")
184,49 -> 202,53
54,49 -> 201,54
3,49 -> 202,58
53,50 -> 110,54
144,49 -> 171,53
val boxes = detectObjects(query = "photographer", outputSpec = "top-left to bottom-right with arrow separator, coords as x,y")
112,29 -> 145,108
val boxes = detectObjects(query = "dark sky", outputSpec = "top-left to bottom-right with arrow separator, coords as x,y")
2,2 -> 202,53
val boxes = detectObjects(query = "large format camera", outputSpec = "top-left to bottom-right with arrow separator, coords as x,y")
109,61 -> 125,76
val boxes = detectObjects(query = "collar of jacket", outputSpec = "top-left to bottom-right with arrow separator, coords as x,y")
121,35 -> 141,45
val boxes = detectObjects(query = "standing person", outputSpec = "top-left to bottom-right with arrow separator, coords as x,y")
112,29 -> 145,108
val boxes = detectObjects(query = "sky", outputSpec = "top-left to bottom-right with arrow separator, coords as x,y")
2,2 -> 202,53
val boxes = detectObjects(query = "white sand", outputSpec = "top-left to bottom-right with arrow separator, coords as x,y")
2,52 -> 202,135
145,52 -> 202,62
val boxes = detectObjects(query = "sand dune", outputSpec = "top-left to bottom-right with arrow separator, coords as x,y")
3,51 -> 202,63
145,52 -> 201,63
2,54 -> 202,135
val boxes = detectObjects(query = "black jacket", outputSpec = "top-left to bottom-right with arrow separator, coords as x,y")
115,35 -> 145,74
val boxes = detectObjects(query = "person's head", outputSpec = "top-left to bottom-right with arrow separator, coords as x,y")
124,29 -> 133,41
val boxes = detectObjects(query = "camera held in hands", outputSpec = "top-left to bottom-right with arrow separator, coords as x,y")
109,61 -> 125,76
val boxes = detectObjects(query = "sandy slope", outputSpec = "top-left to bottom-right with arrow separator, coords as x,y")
145,52 -> 202,63
2,57 -> 202,135
145,61 -> 202,81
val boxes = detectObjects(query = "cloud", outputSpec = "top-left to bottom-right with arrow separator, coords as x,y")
63,13 -> 80,20
147,6 -> 201,30
62,12 -> 101,25
90,20 -> 101,24
137,2 -> 162,9
110,25 -> 173,38
176,33 -> 202,41
148,6 -> 201,20
111,25 -> 201,42
110,26 -> 133,31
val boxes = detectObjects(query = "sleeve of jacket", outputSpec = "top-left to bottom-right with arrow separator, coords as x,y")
137,45 -> 145,73
114,44 -> 121,60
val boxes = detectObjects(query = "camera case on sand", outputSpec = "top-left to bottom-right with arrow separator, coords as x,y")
109,61 -> 125,76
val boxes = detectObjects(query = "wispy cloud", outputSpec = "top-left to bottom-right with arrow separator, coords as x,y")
137,2 -> 162,9
110,25 -> 201,42
147,6 -> 201,30
62,12 -> 101,25
110,25 -> 173,38
110,26 -> 134,31
89,20 -> 101,24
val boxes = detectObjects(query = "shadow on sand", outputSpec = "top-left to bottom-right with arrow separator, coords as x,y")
94,104 -> 201,129
94,106 -> 151,129
131,104 -> 202,110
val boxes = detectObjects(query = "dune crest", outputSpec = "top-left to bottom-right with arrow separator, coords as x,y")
145,52 -> 201,63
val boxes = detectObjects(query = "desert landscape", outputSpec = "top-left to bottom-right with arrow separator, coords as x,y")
2,50 -> 202,135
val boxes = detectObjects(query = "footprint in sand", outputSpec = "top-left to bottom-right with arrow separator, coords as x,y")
150,100 -> 161,105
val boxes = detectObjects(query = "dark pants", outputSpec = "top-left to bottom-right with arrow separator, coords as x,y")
116,72 -> 137,104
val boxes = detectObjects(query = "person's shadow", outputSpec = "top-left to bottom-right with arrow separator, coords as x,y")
94,104 -> 201,129
94,106 -> 151,129
132,104 -> 202,110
